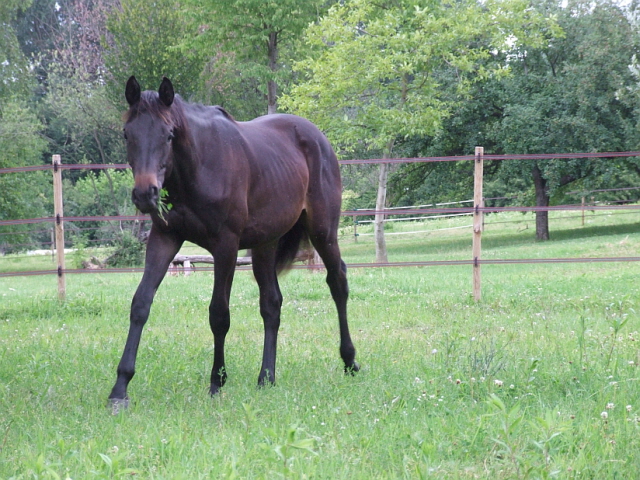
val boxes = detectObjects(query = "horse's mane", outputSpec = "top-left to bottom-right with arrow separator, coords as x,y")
123,92 -> 236,133
123,91 -> 190,133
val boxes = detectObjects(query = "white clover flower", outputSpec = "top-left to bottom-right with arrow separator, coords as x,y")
627,405 -> 633,412
606,403 -> 615,410
601,411 -> 609,419
494,379 -> 503,387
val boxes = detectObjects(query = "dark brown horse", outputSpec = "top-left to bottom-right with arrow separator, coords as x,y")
108,77 -> 359,408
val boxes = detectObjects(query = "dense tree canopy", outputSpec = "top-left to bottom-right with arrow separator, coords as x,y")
283,0 -> 560,258
386,0 -> 640,239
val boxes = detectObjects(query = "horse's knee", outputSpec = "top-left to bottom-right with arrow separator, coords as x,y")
209,303 -> 230,336
130,294 -> 152,326
260,289 -> 282,327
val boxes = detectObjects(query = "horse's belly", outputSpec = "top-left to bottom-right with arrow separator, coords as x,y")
239,206 -> 303,248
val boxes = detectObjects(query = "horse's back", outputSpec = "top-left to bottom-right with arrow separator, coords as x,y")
241,113 -> 341,190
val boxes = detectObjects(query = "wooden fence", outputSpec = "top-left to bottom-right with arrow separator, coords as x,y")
2,149 -> 640,301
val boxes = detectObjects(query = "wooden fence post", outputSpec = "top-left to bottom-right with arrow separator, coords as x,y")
52,155 -> 66,301
353,215 -> 358,242
473,147 -> 484,302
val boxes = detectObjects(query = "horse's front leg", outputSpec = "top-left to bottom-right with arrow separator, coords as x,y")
108,229 -> 182,411
208,239 -> 240,396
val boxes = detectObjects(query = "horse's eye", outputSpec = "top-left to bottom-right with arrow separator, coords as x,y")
123,131 -> 128,140
168,132 -> 174,142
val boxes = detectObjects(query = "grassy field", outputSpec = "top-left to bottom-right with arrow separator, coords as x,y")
2,209 -> 640,478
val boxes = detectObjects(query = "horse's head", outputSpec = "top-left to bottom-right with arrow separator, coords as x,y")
123,76 -> 177,214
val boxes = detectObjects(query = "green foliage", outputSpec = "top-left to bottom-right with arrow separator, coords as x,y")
385,0 -> 640,240
105,231 -> 145,267
105,0 -> 206,100
0,0 -> 36,99
495,0 -> 638,186
283,0 -> 559,156
181,0 -> 324,116
0,98 -> 49,250
64,169 -> 137,245
64,170 -> 133,219
157,188 -> 173,225
41,66 -> 125,167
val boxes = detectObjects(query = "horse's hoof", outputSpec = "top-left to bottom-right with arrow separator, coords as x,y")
108,397 -> 130,415
209,384 -> 221,396
345,361 -> 360,375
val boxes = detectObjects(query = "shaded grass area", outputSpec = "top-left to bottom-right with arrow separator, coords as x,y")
1,210 -> 640,478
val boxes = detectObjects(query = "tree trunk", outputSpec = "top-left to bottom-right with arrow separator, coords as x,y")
374,140 -> 394,263
532,163 -> 550,241
267,31 -> 278,115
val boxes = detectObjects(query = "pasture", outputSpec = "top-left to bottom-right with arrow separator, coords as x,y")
2,209 -> 640,478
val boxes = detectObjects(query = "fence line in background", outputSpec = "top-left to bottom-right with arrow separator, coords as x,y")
2,151 -> 640,301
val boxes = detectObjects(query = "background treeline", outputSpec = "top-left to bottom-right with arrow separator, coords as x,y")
2,0 -> 640,253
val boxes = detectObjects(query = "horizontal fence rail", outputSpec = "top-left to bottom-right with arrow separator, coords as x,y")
3,204 -> 640,228
5,257 -> 640,279
2,150 -> 640,175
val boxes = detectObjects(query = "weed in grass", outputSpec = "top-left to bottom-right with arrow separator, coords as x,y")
604,300 -> 632,371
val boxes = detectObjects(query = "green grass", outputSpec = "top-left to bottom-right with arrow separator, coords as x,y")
2,209 -> 640,478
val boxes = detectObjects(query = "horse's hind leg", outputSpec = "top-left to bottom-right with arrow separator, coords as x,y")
251,244 -> 283,386
309,230 -> 359,374
208,241 -> 239,396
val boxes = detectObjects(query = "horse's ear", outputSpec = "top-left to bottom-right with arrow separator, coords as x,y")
125,76 -> 141,106
158,77 -> 174,107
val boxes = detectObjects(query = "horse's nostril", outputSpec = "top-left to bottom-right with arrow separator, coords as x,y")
149,185 -> 159,199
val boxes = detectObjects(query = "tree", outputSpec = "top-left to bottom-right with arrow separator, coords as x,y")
183,0 -> 325,115
284,0 -> 558,262
0,98 -> 49,251
1,0 -> 36,99
104,0 -> 206,100
37,0 -> 125,183
487,0 -> 639,240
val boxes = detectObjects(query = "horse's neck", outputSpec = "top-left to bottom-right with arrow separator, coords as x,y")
166,138 -> 197,193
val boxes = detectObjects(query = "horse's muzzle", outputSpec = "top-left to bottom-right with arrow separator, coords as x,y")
132,185 -> 159,214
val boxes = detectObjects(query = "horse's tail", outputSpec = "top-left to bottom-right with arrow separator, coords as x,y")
275,214 -> 310,275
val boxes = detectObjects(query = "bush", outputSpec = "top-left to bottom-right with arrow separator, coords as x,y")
105,232 -> 145,267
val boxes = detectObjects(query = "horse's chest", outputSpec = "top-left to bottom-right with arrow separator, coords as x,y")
157,204 -> 208,238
